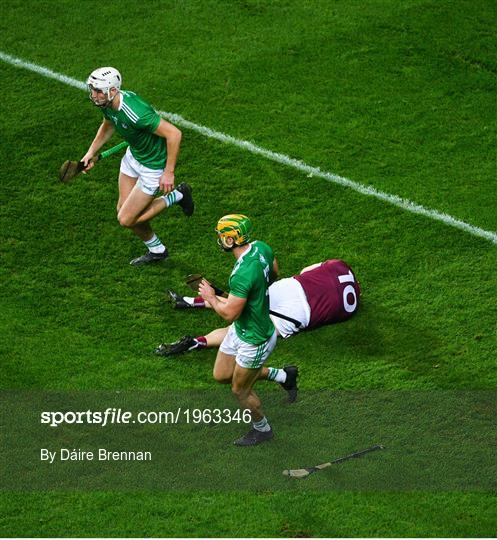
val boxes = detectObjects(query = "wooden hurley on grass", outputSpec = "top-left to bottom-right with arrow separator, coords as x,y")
283,444 -> 385,479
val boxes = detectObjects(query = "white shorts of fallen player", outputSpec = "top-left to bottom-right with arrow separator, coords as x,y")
220,325 -> 278,369
120,147 -> 162,196
268,277 -> 311,338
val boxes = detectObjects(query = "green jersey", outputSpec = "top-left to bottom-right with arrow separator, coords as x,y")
102,91 -> 165,169
229,241 -> 275,345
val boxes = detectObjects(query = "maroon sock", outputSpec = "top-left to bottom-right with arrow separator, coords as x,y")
194,336 -> 208,348
193,296 -> 206,308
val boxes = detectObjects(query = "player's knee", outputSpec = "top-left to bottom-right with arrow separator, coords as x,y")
117,211 -> 135,228
212,367 -> 230,384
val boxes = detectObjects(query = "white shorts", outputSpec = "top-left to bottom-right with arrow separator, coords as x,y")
268,278 -> 310,338
219,324 -> 277,369
120,147 -> 162,196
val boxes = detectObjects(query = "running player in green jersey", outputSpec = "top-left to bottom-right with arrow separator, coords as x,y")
198,215 -> 298,446
81,67 -> 194,265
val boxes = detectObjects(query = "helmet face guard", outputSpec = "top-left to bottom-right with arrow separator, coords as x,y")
87,67 -> 122,108
217,234 -> 235,252
215,214 -> 253,251
88,85 -> 113,108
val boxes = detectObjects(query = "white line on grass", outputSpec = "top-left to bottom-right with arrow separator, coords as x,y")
1,50 -> 496,245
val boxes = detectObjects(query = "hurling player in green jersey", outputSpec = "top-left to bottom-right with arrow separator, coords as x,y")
198,215 -> 298,446
81,67 -> 194,266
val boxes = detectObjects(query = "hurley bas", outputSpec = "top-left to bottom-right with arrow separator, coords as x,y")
40,448 -> 152,463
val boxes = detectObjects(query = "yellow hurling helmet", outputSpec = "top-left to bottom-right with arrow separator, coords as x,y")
215,214 -> 253,250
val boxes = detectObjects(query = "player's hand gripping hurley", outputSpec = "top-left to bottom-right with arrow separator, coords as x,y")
59,141 -> 129,183
185,274 -> 228,298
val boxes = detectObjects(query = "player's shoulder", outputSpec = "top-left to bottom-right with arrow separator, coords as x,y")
253,240 -> 271,250
121,90 -> 143,103
250,241 -> 273,267
252,240 -> 274,259
120,90 -> 154,121
232,244 -> 259,275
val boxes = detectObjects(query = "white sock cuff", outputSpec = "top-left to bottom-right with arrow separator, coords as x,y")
162,189 -> 184,207
145,234 -> 166,253
253,416 -> 271,432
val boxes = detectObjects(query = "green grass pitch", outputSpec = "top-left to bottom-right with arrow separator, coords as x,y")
1,0 -> 496,536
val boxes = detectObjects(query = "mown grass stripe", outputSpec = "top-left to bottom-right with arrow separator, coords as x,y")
1,50 -> 496,246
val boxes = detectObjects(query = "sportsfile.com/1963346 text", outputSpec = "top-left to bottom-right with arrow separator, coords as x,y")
40,407 -> 252,427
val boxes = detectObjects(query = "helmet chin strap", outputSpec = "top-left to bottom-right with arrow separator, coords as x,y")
107,89 -> 119,104
90,88 -> 119,108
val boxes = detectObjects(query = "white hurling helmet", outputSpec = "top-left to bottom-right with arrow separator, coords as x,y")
87,67 -> 122,107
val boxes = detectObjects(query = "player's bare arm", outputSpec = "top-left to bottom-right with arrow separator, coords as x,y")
300,262 -> 322,274
271,257 -> 279,282
202,295 -> 227,309
199,279 -> 246,322
81,119 -> 115,171
154,119 -> 182,194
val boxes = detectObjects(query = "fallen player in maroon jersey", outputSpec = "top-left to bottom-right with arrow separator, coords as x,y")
155,260 -> 361,357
